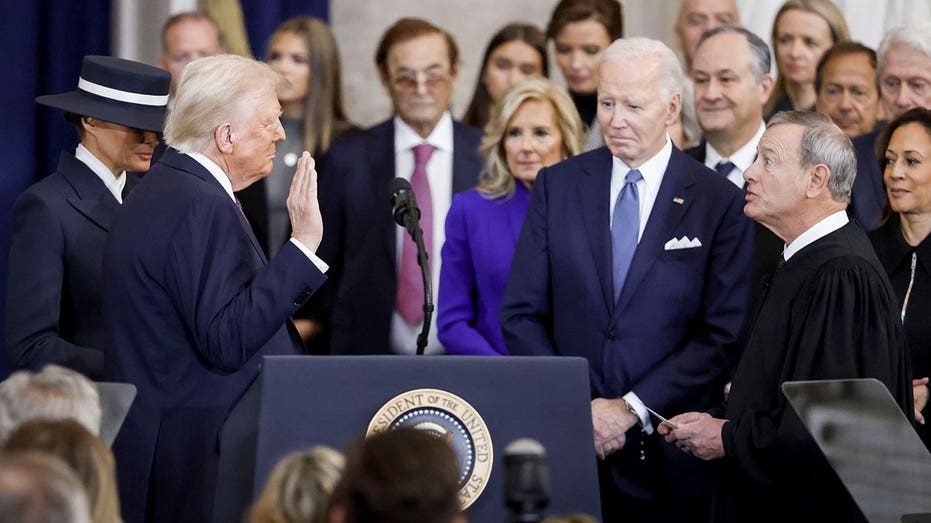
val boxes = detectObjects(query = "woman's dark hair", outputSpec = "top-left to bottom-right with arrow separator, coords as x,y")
546,0 -> 624,42
461,23 -> 548,129
876,107 -> 931,173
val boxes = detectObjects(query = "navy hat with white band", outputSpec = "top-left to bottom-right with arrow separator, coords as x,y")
36,55 -> 171,133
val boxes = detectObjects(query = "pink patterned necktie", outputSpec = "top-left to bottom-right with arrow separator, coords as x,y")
396,143 -> 437,325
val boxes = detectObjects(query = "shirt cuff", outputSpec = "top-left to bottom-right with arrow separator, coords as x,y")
289,238 -> 329,273
623,392 -> 654,435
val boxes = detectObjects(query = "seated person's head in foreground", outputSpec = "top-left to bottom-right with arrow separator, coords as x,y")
249,445 -> 344,523
0,451 -> 91,523
4,419 -> 120,523
0,365 -> 100,442
329,428 -> 464,523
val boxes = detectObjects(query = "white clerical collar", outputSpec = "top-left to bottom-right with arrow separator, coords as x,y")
705,121 -> 766,176
612,136 -> 672,190
394,111 -> 454,154
783,210 -> 849,261
186,151 -> 236,201
74,144 -> 126,203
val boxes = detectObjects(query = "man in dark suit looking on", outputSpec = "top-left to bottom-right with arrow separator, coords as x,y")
661,111 -> 912,522
317,18 -> 482,355
501,37 -> 753,522
103,55 -> 328,523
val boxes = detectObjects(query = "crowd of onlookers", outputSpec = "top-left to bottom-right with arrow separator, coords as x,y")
6,0 -> 931,521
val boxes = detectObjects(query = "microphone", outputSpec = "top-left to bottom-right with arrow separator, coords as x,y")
504,438 -> 550,523
389,177 -> 420,230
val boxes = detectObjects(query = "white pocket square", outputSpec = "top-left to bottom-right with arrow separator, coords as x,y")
664,236 -> 703,250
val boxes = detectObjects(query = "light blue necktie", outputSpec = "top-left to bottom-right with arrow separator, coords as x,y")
611,169 -> 643,301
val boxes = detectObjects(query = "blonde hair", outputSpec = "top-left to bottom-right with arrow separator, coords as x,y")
765,0 -> 850,115
247,446 -> 344,523
5,419 -> 121,523
164,54 -> 284,153
478,78 -> 584,199
268,18 -> 353,155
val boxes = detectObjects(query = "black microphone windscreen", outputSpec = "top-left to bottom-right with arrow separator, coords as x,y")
504,438 -> 550,522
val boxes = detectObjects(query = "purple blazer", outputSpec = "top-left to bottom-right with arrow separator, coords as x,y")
438,182 -> 530,355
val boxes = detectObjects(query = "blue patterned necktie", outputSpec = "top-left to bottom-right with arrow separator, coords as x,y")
714,160 -> 735,177
611,169 -> 643,301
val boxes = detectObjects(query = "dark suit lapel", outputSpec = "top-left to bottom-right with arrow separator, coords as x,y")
160,149 -> 268,264
613,149 -> 696,317
58,152 -> 121,232
370,121 -> 399,272
451,122 -> 482,194
577,148 -> 615,312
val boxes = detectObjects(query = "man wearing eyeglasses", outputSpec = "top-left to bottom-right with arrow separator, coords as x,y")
312,17 -> 482,355
849,22 -> 931,231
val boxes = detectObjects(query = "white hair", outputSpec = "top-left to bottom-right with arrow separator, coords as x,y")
164,54 -> 284,154
601,37 -> 684,104
0,365 -> 101,442
877,22 -> 931,76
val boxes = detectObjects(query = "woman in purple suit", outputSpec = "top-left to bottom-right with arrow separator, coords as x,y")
438,78 -> 583,355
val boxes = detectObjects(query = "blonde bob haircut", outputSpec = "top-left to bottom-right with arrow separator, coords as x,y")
478,78 -> 583,200
164,54 -> 284,154
247,446 -> 344,523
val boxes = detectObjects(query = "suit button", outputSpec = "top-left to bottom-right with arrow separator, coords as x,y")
606,331 -> 616,341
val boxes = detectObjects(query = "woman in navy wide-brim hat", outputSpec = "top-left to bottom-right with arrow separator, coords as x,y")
6,55 -> 170,379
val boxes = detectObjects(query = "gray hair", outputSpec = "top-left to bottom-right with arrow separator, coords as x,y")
0,452 -> 92,523
0,365 -> 101,442
877,22 -> 931,76
767,111 -> 856,202
164,54 -> 284,154
601,37 -> 684,104
696,26 -> 772,83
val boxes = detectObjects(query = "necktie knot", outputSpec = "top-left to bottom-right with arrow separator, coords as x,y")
413,143 -> 437,168
714,160 -> 735,177
625,169 -> 643,185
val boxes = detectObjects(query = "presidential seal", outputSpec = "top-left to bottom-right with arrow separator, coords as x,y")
367,388 -> 493,508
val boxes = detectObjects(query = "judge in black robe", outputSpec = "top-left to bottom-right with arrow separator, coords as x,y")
660,112 -> 913,523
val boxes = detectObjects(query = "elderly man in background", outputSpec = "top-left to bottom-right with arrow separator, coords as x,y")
103,54 -> 327,523
850,22 -> 931,230
674,0 -> 740,78
661,111 -> 912,523
501,37 -> 752,522
815,42 -> 882,138
158,11 -> 225,99
315,17 -> 481,355
0,364 -> 100,442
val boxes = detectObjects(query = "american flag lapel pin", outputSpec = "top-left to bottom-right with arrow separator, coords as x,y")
673,197 -> 684,204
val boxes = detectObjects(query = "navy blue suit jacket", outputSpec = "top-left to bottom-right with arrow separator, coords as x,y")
849,126 -> 887,230
316,117 -> 482,354
6,152 -> 138,379
103,149 -> 326,523
501,146 -> 753,498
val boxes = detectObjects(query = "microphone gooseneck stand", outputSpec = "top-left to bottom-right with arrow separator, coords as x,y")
402,210 -> 433,356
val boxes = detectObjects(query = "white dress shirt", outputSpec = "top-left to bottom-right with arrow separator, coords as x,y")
74,144 -> 126,203
607,137 -> 674,433
186,152 -> 328,273
783,210 -> 849,261
704,121 -> 766,188
390,112 -> 455,355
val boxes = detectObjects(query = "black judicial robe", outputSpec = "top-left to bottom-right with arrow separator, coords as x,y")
714,221 -> 913,523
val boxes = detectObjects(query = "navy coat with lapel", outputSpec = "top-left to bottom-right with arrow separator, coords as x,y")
103,149 -> 326,523
6,152 -> 138,379
316,117 -> 482,354
501,146 -> 754,498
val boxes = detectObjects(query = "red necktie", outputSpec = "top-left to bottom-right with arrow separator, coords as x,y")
396,143 -> 437,325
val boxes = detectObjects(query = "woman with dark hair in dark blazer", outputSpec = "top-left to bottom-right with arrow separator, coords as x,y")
6,56 -> 169,379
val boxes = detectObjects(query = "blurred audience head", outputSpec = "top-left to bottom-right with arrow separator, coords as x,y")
815,42 -> 880,137
328,428 -> 464,523
267,17 -> 351,155
0,451 -> 91,523
5,419 -> 120,523
158,12 -> 225,95
692,26 -> 773,153
546,0 -> 623,95
248,446 -> 344,523
598,37 -> 683,168
877,22 -> 931,119
375,18 -> 460,139
479,78 -> 583,198
462,23 -> 549,129
0,365 -> 100,443
540,514 -> 599,523
675,0 -> 740,75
